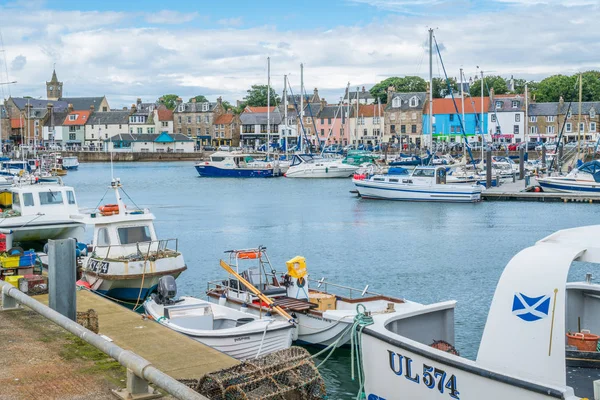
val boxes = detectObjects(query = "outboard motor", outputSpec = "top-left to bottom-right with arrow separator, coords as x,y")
152,275 -> 177,305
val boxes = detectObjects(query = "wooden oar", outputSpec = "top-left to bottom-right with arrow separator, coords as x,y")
219,259 -> 295,324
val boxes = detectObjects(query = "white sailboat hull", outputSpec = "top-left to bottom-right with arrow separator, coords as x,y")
285,164 -> 357,178
354,179 -> 482,202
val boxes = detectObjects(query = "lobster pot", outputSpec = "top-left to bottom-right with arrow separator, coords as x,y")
181,347 -> 326,400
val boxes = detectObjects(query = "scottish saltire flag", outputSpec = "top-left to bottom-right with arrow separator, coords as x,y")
512,293 -> 550,322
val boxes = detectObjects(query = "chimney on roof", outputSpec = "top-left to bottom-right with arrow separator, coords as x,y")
159,97 -> 164,103
46,103 -> 53,111
387,86 -> 395,101
559,96 -> 564,108
131,104 -> 137,112
227,109 -> 233,114
176,97 -> 183,105
362,86 -> 366,93
320,98 -> 326,110
191,98 -> 196,103
489,87 -> 495,102
217,96 -> 222,107
67,103 -> 73,113
313,87 -> 319,101
90,105 -> 95,112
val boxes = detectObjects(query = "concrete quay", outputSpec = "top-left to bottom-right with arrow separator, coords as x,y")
482,180 -> 600,203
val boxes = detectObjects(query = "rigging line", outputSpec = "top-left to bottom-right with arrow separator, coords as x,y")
0,29 -> 11,97
286,79 -> 311,152
93,188 -> 110,211
549,80 -> 580,172
433,34 -> 476,169
120,186 -> 143,212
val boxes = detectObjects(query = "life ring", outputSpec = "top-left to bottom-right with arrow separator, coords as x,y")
98,204 -> 119,216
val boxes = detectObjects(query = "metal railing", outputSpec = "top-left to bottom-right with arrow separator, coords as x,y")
0,280 -> 207,400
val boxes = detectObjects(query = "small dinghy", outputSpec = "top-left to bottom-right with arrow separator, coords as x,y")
145,276 -> 294,360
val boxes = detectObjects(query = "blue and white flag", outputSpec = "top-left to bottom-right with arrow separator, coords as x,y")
512,293 -> 550,322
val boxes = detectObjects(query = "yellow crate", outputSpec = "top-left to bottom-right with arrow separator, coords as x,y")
0,256 -> 20,269
0,191 -> 12,207
309,293 -> 336,311
5,275 -> 24,288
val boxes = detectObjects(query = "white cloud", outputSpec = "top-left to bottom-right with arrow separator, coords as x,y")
217,17 -> 243,27
0,3 -> 598,107
145,10 -> 198,24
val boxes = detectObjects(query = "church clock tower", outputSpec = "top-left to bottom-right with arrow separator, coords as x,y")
46,69 -> 62,101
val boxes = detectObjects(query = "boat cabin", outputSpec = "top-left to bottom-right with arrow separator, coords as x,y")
290,154 -> 317,166
10,184 -> 79,216
91,216 -> 159,258
209,152 -> 263,169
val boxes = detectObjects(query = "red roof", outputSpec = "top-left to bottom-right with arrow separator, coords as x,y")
157,108 -> 173,121
10,119 -> 23,129
356,104 -> 386,117
214,114 -> 234,125
244,106 -> 276,113
424,97 -> 490,114
63,111 -> 91,125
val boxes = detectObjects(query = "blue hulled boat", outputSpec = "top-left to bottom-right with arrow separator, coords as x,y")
195,151 -> 278,178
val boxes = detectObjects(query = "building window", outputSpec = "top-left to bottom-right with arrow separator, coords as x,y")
205,116 -> 209,123
320,118 -> 324,124
148,127 -> 154,134
411,125 -> 416,134
529,116 -> 536,123
515,114 -> 520,122
591,108 -> 596,119
105,124 -> 108,129
530,126 -> 537,134
69,126 -> 76,132
363,129 -> 368,136
567,111 -> 572,119
328,118 -> 332,124
566,123 -> 572,133
390,124 -> 396,133
130,127 -> 134,133
409,97 -> 418,107
358,117 -> 364,125
178,116 -> 182,123
69,133 -> 76,140
491,114 -> 496,122
178,128 -> 182,134
400,125 -> 406,134
91,134 -> 94,139
162,121 -> 168,127
547,116 -> 555,122
591,122 -> 597,132
547,126 -> 555,134
320,129 -> 324,136
197,128 -> 201,135
187,128 -> 192,136
202,103 -> 209,112
187,116 -> 192,124
495,101 -> 502,109
449,114 -> 454,121
196,116 -> 201,123
392,97 -> 401,108
178,104 -> 185,112
513,125 -> 519,134
390,114 -> 396,121
119,124 -> 122,129
137,127 -> 143,134
512,100 -> 519,108
373,116 -> 380,124
580,122 -> 585,132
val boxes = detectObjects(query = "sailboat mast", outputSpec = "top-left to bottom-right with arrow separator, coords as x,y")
577,72 -> 582,158
284,74 -> 288,156
355,86 -> 359,146
428,28 -> 433,150
460,68 -> 465,157
481,70 -> 484,161
346,84 -> 350,147
525,83 -> 529,158
267,57 -> 270,157
300,63 -> 304,153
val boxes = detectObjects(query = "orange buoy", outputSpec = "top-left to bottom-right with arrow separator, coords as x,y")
237,251 -> 259,259
98,204 -> 119,216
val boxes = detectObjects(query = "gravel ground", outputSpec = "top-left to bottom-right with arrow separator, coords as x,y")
0,307 -> 125,400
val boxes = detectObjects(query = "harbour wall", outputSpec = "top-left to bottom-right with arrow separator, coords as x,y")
60,151 -> 204,162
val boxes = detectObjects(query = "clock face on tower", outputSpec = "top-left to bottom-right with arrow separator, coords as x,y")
49,86 -> 53,91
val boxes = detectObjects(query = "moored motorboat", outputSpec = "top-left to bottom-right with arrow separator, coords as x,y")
353,165 -> 482,202
77,178 -> 186,303
145,276 -> 293,360
360,225 -> 600,400
537,160 -> 600,193
207,247 -> 410,348
195,151 -> 280,177
284,154 -> 358,178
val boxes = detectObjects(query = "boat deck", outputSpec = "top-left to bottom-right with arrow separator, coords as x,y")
568,366 -> 600,398
482,180 -> 600,203
35,290 -> 238,379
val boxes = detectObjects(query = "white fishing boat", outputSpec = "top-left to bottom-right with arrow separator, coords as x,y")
0,180 -> 85,242
60,156 -> 79,170
284,154 -> 358,178
77,178 -> 186,303
145,276 -> 293,360
207,247 -> 408,347
537,160 -> 600,193
353,165 -> 482,202
360,225 -> 600,400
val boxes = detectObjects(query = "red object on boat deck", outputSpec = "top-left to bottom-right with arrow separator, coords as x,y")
76,280 -> 91,289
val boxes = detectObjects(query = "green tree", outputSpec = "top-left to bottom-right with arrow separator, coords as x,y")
188,95 -> 208,103
469,75 -> 508,97
432,77 -> 458,98
370,76 -> 427,103
158,94 -> 179,110
240,85 -> 280,107
533,74 -> 576,102
580,71 -> 600,101
510,78 -> 538,95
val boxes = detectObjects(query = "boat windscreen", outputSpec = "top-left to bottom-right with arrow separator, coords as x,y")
577,161 -> 600,182
412,168 -> 435,177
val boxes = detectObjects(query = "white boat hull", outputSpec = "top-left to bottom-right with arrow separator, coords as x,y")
354,180 -> 482,202
0,219 -> 85,242
285,165 -> 357,178
537,177 -> 600,193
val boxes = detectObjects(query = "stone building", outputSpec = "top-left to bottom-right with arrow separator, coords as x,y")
527,103 -> 559,143
556,96 -> 600,143
173,97 -> 224,147
384,88 -> 427,146
213,112 -> 240,147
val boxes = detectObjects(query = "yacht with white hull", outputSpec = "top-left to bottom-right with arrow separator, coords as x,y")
284,154 -> 358,178
537,160 -> 600,193
353,165 -> 482,202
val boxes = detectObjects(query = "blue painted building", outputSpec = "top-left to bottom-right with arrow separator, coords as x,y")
423,97 -> 490,142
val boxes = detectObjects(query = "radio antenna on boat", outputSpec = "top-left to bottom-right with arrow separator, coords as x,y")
110,134 -> 114,181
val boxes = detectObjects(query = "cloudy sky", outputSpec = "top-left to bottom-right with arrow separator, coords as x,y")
0,0 -> 598,108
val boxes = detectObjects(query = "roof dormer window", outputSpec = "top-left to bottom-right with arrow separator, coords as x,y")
409,96 -> 418,107
511,100 -> 519,109
567,110 -> 572,119
202,103 -> 209,112
177,104 -> 185,112
495,101 -> 502,109
392,97 -> 401,108
69,115 -> 77,121
590,108 -> 596,119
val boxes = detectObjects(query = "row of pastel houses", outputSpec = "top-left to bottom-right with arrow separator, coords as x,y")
2,69 -> 598,152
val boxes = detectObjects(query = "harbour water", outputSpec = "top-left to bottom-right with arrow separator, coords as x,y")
64,161 -> 600,398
